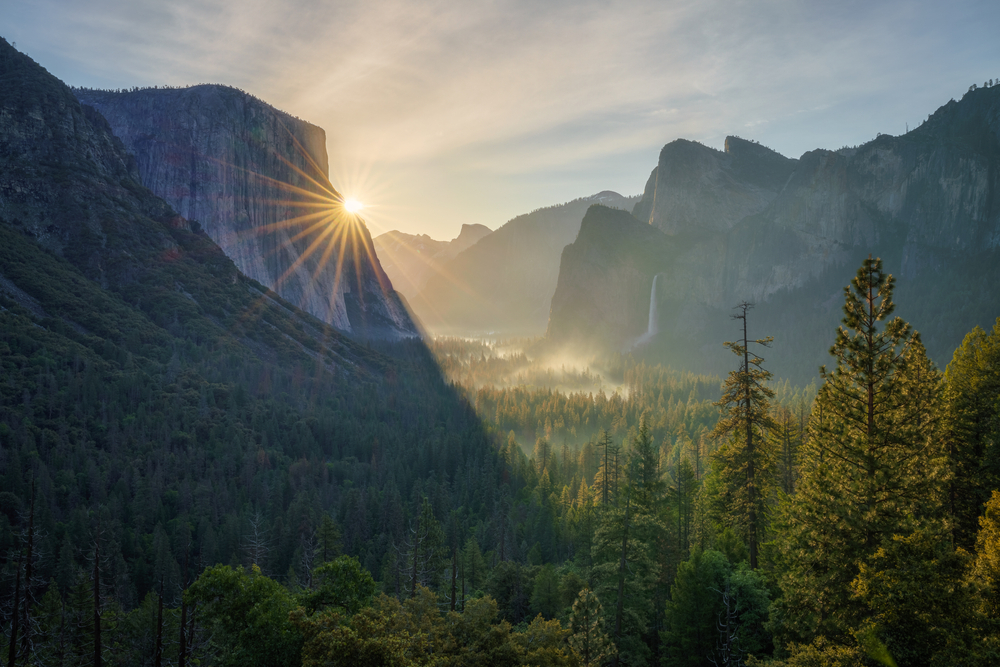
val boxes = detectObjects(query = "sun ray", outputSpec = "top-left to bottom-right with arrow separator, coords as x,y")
272,214 -> 341,290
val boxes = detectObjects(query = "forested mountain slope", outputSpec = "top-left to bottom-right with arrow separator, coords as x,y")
0,37 -> 503,618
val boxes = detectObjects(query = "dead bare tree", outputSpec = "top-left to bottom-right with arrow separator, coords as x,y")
242,511 -> 271,573
709,580 -> 743,667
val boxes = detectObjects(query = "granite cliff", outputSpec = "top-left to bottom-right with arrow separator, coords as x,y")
73,85 -> 417,339
547,88 -> 1000,381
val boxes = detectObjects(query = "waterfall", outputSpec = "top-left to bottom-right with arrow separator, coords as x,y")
633,274 -> 659,347
645,274 -> 659,337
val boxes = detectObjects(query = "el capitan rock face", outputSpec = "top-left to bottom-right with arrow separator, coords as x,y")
74,85 -> 417,339
548,87 -> 1000,381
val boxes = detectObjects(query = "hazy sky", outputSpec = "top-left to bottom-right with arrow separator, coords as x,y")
7,0 -> 1000,240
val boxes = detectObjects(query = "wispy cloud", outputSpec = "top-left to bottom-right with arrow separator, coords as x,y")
8,0 -> 1000,237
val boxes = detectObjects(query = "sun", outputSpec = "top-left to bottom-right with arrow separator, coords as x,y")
343,198 -> 364,213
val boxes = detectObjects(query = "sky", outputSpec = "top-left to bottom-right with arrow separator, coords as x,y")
7,0 -> 1000,241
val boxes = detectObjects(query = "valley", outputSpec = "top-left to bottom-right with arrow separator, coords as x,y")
2,29 -> 1000,667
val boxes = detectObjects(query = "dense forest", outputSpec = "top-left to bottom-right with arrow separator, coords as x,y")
4,255 -> 1000,666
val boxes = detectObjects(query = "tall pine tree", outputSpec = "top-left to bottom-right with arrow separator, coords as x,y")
711,302 -> 776,569
771,257 -> 946,645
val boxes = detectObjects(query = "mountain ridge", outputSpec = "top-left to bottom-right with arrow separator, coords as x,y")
548,86 -> 1000,381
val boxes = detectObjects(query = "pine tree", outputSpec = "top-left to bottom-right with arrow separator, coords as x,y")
398,498 -> 444,598
631,416 -> 665,512
316,515 -> 341,566
534,437 -> 553,476
943,317 -> 1000,550
594,430 -> 621,507
771,257 -> 946,644
711,302 -> 776,569
671,459 -> 697,557
569,588 -> 616,666
591,425 -> 668,666
774,405 -> 801,496
530,564 -> 562,619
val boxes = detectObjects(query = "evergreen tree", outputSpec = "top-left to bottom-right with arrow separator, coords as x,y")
594,430 -> 620,507
315,515 -> 342,566
662,549 -> 730,667
534,437 -> 553,476
398,498 -> 444,599
590,426 -> 667,666
671,459 -> 697,558
771,257 -> 946,645
852,528 -> 981,667
774,405 -> 801,496
569,588 -> 616,667
631,416 -> 665,512
461,538 -> 486,596
711,302 -> 776,569
530,564 -> 562,619
973,490 -> 1000,619
662,550 -> 770,667
943,318 -> 1000,550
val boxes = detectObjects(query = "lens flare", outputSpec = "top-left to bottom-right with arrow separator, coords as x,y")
344,198 -> 364,213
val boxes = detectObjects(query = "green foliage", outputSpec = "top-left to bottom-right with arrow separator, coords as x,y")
294,585 -> 579,667
568,588 -> 615,667
771,257 -> 947,644
660,549 -> 769,666
974,490 -> 1000,618
711,305 -> 777,569
851,528 -> 980,667
764,636 -> 865,667
590,497 -> 657,666
293,605 -> 413,667
300,555 -> 377,614
944,318 -> 1000,549
486,561 -> 533,625
530,564 -> 562,619
185,564 -> 302,667
316,515 -> 342,565
662,549 -> 730,667
514,614 -> 577,667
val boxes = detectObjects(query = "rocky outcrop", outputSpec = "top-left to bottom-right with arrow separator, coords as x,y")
547,205 -> 681,346
412,191 -> 639,335
634,137 -> 796,235
549,87 -> 1000,380
74,85 -> 417,339
373,223 -> 491,298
